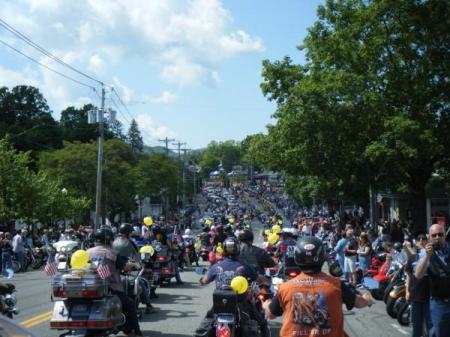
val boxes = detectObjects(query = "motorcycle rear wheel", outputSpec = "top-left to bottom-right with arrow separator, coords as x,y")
396,301 -> 411,326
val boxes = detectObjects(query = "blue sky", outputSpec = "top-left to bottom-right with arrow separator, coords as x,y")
0,0 -> 323,149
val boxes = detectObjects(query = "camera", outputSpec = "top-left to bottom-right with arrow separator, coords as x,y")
432,241 -> 441,252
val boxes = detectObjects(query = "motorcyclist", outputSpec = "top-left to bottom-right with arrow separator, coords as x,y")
152,225 -> 183,284
195,237 -> 260,337
212,225 -> 227,246
263,236 -> 373,337
275,228 -> 298,275
87,227 -> 143,337
112,223 -> 155,314
238,229 -> 275,275
182,229 -> 199,267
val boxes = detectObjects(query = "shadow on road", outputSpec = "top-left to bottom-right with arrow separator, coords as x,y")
140,307 -> 199,323
151,292 -> 200,305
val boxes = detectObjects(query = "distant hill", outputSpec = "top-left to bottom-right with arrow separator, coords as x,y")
142,145 -> 204,160
143,145 -> 176,157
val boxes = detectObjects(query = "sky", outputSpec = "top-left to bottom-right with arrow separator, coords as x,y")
0,0 -> 323,149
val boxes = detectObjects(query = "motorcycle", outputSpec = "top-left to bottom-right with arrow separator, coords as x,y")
212,285 -> 261,337
151,241 -> 176,284
181,236 -> 199,267
385,270 -> 406,318
49,264 -> 125,336
0,283 -> 19,319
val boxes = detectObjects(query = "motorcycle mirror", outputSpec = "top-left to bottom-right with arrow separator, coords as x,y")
195,267 -> 207,275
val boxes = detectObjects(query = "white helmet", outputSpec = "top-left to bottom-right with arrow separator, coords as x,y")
184,228 -> 192,236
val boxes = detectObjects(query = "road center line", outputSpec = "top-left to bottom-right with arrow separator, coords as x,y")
21,310 -> 53,328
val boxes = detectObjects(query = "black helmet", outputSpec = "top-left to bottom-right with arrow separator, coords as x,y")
294,236 -> 325,272
93,226 -> 114,245
223,237 -> 240,257
393,242 -> 402,252
238,229 -> 254,243
119,223 -> 133,235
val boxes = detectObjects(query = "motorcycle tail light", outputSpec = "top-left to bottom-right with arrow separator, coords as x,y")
86,320 -> 114,328
53,290 -> 67,298
81,290 -> 100,298
279,245 -> 287,252
258,294 -> 265,301
216,324 -> 231,337
289,272 -> 298,277
50,321 -> 86,328
158,256 -> 167,261
162,268 -> 172,274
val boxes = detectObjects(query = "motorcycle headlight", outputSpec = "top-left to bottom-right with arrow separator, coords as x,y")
5,294 -> 17,307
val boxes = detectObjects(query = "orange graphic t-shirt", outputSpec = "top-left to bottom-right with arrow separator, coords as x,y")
277,272 -> 344,337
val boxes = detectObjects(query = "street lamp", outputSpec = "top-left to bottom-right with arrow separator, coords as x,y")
61,188 -> 68,229
134,194 -> 142,222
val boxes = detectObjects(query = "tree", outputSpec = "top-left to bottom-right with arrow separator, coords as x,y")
199,140 -> 242,177
60,104 -> 99,143
127,119 -> 144,153
260,0 -> 450,230
39,139 -> 138,220
0,85 -> 62,154
132,153 -> 180,207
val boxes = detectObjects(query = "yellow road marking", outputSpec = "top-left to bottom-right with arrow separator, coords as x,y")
20,310 -> 53,328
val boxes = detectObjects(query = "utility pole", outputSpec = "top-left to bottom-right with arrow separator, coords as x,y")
170,141 -> 186,206
172,141 -> 186,161
158,137 -> 175,156
181,147 -> 191,207
94,84 -> 106,230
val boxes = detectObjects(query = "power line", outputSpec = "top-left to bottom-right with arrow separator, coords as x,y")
0,18 -> 102,85
0,39 -> 96,90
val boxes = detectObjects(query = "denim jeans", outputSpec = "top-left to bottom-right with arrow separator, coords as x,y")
139,278 -> 151,305
430,298 -> 450,337
1,251 -> 13,276
411,301 -> 431,337
14,251 -> 24,272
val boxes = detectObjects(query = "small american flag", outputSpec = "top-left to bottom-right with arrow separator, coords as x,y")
96,257 -> 111,279
45,255 -> 58,276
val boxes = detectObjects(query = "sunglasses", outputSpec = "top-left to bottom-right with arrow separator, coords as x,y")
431,233 -> 444,238
417,237 -> 427,241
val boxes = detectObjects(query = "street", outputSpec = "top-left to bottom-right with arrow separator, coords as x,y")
6,218 -> 412,337
7,264 -> 411,337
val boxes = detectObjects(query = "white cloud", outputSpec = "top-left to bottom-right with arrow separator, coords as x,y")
136,113 -> 176,140
144,91 -> 176,104
1,0 -> 264,88
112,77 -> 134,103
88,54 -> 105,75
0,66 -> 40,88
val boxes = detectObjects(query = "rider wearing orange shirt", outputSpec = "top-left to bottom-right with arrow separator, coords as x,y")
263,236 -> 373,337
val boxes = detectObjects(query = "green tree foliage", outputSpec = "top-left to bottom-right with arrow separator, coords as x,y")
0,138 -> 90,225
60,104 -> 99,143
199,140 -> 242,176
40,139 -> 138,219
0,85 -> 62,154
260,0 -> 450,228
132,153 -> 180,207
127,119 -> 144,154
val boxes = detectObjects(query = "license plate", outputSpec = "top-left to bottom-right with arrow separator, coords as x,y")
72,304 -> 88,313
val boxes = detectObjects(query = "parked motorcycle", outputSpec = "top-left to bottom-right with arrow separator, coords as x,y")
0,283 -> 19,319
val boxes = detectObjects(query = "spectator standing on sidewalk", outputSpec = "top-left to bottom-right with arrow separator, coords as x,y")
415,224 -> 449,337
12,229 -> 25,272
344,228 -> 358,284
405,233 -> 432,337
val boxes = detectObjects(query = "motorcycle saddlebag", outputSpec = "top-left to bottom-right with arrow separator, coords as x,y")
213,289 -> 238,315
